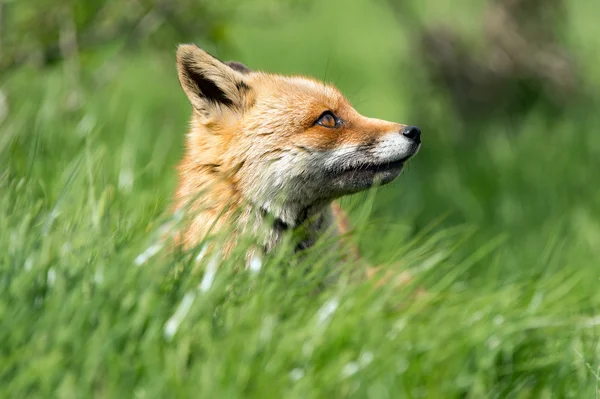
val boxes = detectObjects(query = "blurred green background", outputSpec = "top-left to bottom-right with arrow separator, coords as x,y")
1,0 -> 599,397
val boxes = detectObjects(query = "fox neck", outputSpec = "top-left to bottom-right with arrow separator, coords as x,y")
177,185 -> 333,253
256,202 -> 333,253
176,152 -> 333,253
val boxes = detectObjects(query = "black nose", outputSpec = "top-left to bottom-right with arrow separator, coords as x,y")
401,125 -> 421,142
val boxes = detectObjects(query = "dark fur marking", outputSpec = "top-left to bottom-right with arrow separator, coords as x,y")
274,218 -> 290,231
235,80 -> 251,94
195,163 -> 221,173
180,55 -> 234,107
360,137 -> 377,150
226,61 -> 252,74
260,207 -> 291,231
295,145 -> 314,154
295,207 -> 310,227
294,241 -> 310,252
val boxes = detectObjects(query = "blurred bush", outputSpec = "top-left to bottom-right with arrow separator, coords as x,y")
0,0 -> 304,71
388,0 -> 582,129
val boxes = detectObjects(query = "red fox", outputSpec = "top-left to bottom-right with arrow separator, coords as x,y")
174,44 -> 421,260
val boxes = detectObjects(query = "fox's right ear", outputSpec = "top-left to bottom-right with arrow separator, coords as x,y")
176,44 -> 250,120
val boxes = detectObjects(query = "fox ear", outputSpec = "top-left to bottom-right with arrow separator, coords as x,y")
225,61 -> 252,74
176,44 -> 250,119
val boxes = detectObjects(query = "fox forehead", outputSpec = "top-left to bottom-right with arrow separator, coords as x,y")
237,73 -> 399,146
249,73 -> 347,112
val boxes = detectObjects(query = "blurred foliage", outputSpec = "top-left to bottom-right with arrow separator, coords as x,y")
0,0 -> 305,71
388,0 -> 583,130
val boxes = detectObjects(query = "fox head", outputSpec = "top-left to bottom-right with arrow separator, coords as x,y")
176,44 -> 421,227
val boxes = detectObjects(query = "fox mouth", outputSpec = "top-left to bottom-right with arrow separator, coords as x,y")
326,154 -> 414,194
350,156 -> 410,173
318,142 -> 421,197
337,150 -> 415,176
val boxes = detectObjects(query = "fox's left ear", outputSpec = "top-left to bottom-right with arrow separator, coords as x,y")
225,61 -> 252,74
176,44 -> 250,120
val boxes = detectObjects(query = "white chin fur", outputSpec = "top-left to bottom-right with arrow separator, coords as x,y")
321,132 -> 415,170
369,133 -> 415,163
244,133 -> 416,218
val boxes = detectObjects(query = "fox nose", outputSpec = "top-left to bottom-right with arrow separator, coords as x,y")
401,125 -> 421,143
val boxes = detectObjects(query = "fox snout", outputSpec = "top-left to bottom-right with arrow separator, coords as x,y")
312,121 -> 421,196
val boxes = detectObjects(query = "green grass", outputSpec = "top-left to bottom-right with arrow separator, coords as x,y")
2,0 -> 600,397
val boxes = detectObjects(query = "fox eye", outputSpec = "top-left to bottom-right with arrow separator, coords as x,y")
316,111 -> 339,128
